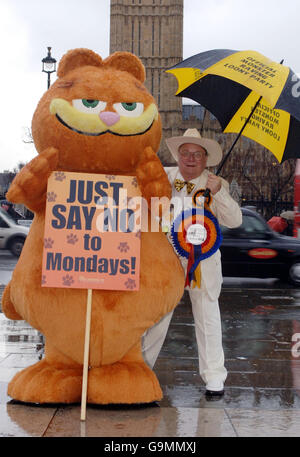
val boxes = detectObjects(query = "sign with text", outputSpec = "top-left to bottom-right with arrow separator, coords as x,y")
42,171 -> 141,291
224,92 -> 290,162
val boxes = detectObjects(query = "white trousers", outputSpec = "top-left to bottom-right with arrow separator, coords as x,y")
142,283 -> 227,385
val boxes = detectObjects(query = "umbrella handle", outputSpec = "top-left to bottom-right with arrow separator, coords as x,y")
215,94 -> 263,176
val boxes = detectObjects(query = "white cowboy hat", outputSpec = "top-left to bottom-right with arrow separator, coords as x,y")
166,128 -> 223,167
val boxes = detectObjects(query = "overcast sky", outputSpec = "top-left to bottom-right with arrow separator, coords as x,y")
1,0 -> 300,171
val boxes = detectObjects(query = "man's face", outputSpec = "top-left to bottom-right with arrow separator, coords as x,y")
178,143 -> 208,180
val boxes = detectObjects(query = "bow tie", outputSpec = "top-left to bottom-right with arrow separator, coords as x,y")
174,179 -> 195,194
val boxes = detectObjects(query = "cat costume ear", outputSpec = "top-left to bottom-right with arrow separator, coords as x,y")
103,52 -> 145,82
57,48 -> 145,82
57,48 -> 103,77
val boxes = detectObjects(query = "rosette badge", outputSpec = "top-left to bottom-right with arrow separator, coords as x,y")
170,208 -> 222,287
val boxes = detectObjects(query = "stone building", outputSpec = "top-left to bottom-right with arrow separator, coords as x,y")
110,0 -> 183,163
109,0 -> 294,216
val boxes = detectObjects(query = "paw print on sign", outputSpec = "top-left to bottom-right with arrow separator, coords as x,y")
118,242 -> 130,253
62,275 -> 74,287
54,172 -> 66,182
47,191 -> 57,202
105,175 -> 116,181
125,278 -> 136,290
67,234 -> 78,245
44,237 -> 54,248
41,275 -> 47,285
131,177 -> 138,188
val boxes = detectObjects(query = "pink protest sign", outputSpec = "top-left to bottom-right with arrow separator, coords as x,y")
42,171 -> 141,291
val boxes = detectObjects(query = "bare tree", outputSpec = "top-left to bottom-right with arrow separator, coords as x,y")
0,171 -> 16,198
13,162 -> 26,173
220,136 -> 295,201
22,127 -> 34,144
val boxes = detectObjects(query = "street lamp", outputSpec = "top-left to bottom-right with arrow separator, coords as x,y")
42,47 -> 57,89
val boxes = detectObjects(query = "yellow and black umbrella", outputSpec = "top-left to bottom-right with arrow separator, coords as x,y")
167,49 -> 300,170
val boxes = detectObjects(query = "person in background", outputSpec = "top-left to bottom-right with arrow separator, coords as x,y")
279,211 -> 294,236
142,128 -> 242,397
267,211 -> 294,236
0,200 -> 24,223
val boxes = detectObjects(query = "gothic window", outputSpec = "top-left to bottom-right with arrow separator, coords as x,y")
152,21 -> 155,55
158,71 -> 161,107
151,69 -> 154,95
131,19 -> 134,53
159,18 -> 161,55
138,20 -> 141,55
182,105 -> 205,121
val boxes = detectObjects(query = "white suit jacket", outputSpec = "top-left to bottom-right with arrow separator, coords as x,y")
165,167 -> 242,300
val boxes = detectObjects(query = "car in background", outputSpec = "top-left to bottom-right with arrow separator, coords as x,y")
0,207 -> 29,257
220,207 -> 300,286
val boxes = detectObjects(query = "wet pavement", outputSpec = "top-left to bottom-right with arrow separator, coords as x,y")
0,256 -> 300,437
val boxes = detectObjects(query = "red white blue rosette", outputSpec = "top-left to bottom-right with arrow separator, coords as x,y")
170,208 -> 223,286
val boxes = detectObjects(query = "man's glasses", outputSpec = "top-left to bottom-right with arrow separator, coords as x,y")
178,150 -> 207,161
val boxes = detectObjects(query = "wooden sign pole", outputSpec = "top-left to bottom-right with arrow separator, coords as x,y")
80,288 -> 92,421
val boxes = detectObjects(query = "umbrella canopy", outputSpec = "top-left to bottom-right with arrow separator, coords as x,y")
267,216 -> 288,232
167,49 -> 300,165
280,210 -> 294,220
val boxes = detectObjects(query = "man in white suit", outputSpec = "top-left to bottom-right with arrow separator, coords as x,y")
143,128 -> 242,397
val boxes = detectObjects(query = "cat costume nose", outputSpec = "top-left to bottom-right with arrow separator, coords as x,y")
99,111 -> 120,126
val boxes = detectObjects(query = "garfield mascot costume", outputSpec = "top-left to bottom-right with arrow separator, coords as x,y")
2,48 -> 184,404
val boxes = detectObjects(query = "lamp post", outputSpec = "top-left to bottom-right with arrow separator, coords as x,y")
42,47 -> 57,89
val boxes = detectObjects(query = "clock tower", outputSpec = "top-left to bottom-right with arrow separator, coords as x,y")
110,0 -> 183,163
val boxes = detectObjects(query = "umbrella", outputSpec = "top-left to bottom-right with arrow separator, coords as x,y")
267,216 -> 288,232
167,49 -> 300,173
280,210 -> 294,220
